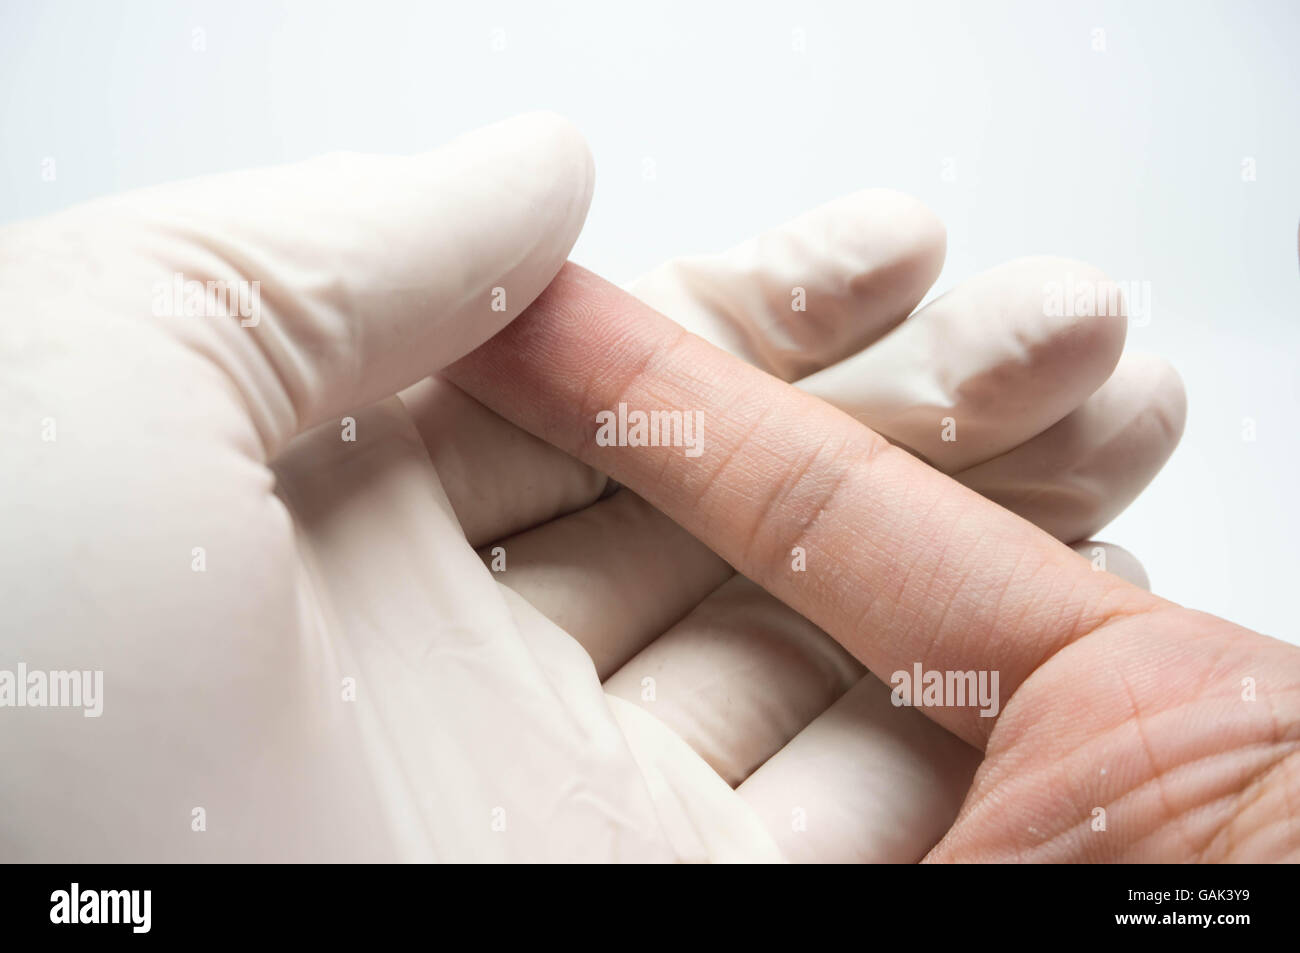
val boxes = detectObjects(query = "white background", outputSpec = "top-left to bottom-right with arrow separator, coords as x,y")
3,0 -> 1297,642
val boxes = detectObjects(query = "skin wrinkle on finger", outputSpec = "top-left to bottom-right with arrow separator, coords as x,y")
927,612 -> 1300,861
564,304 -> 694,454
1116,669 -> 1203,858
447,263 -> 1166,748
737,427 -> 869,577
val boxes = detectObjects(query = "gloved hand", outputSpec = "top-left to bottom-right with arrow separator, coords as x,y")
0,112 -> 1176,862
3,112 -> 675,861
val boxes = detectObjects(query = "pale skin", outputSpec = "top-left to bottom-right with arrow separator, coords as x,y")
3,113 -> 1292,861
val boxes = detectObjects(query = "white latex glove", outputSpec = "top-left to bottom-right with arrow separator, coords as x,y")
0,113 -> 1183,863
2,113 -> 695,862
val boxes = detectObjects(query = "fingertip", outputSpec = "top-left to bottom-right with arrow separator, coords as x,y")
795,189 -> 947,317
1002,256 -> 1129,368
464,111 -> 595,280
1153,354 -> 1187,443
1119,350 -> 1188,442
830,188 -> 947,271
500,110 -> 596,225
739,188 -> 950,376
